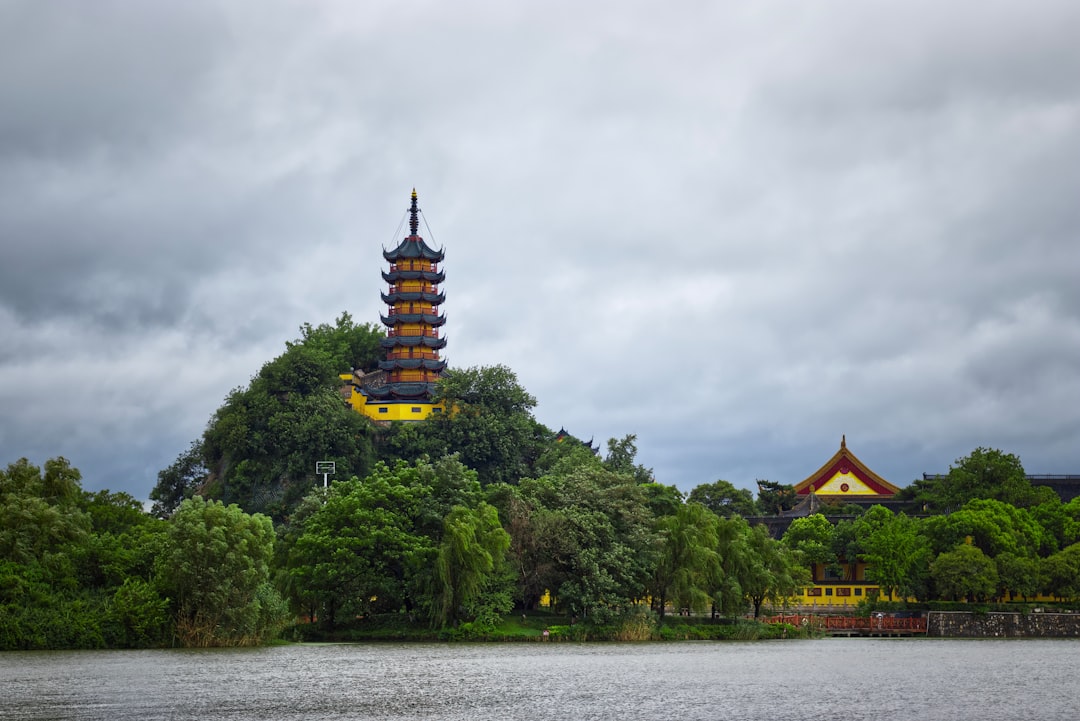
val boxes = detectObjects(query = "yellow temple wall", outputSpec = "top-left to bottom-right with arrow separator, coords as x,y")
340,374 -> 444,422
799,584 -> 882,607
360,402 -> 442,421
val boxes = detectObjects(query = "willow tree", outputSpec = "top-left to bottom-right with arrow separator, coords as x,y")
740,524 -> 810,617
650,502 -> 721,619
431,503 -> 511,628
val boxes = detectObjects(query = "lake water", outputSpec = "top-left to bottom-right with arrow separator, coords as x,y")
2,639 -> 1077,720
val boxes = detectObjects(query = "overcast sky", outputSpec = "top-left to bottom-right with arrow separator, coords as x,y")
2,0 -> 1079,501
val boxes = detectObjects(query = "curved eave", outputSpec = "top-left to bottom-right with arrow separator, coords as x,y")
363,382 -> 439,400
381,291 -> 446,305
382,269 -> 445,283
381,313 -> 447,327
383,237 -> 445,262
380,336 -> 446,349
378,358 -> 447,371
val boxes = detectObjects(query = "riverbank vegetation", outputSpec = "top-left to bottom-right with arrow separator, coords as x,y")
4,315 -> 1079,650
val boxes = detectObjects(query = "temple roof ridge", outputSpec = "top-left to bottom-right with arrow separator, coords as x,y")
793,436 -> 900,497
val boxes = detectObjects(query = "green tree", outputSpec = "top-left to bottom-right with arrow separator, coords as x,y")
650,502 -> 721,619
286,463 -> 433,628
909,447 -> 1044,512
603,434 -> 654,484
0,458 -> 100,649
161,496 -> 287,646
831,519 -> 859,581
289,312 -> 384,373
713,515 -> 754,617
688,479 -> 758,518
0,457 -> 175,650
1040,543 -> 1080,601
108,577 -> 170,648
431,503 -> 512,628
435,364 -> 537,415
640,482 -> 684,518
995,551 -> 1040,601
861,511 -> 931,601
153,316 -> 385,520
80,489 -> 150,537
390,364 -> 545,487
756,480 -> 797,515
0,458 -> 89,566
740,524 -> 810,617
498,461 -> 656,621
782,513 -> 837,569
922,499 -> 1049,559
1030,496 -> 1080,553
930,544 -> 998,602
485,483 -> 558,610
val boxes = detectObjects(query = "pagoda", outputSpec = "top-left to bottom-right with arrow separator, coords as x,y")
346,190 -> 447,422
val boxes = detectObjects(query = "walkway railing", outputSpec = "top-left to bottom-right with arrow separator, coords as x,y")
765,614 -> 927,633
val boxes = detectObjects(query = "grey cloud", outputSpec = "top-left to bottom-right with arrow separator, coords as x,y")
2,1 -> 1078,498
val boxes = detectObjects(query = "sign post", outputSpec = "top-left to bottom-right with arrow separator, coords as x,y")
316,461 -> 336,488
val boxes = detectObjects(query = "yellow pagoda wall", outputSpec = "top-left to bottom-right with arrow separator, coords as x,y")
339,374 -> 444,422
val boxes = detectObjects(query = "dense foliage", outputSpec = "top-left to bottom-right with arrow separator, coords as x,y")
1,458 -> 286,649
151,313 -> 384,520
8,315 -> 1079,649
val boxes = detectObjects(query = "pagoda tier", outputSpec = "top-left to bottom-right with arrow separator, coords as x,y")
380,312 -> 446,326
380,290 -> 446,304
383,244 -> 444,262
379,335 -> 447,349
378,358 -> 446,371
382,268 -> 445,284
370,189 -> 447,401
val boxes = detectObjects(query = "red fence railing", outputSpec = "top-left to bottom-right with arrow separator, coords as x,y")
765,615 -> 926,632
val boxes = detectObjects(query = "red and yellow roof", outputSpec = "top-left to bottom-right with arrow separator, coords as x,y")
794,436 -> 899,498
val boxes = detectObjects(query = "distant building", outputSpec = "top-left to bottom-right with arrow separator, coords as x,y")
343,190 -> 447,422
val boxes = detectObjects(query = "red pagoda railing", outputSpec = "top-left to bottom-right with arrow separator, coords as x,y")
388,263 -> 439,273
386,329 -> 440,338
387,285 -> 439,294
765,614 -> 926,633
386,350 -> 441,360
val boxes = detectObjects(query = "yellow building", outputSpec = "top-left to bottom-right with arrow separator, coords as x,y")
345,190 -> 446,422
788,437 -> 901,608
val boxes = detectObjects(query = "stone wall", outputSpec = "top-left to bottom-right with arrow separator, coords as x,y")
927,611 -> 1080,638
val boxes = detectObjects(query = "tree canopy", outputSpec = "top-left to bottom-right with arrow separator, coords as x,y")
688,479 -> 758,518
14,309 -> 1080,648
151,314 -> 385,519
904,447 -> 1050,512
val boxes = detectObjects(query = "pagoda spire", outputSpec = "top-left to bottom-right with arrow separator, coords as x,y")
409,188 -> 419,238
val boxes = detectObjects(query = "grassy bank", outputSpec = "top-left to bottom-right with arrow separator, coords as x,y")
286,611 -> 809,643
